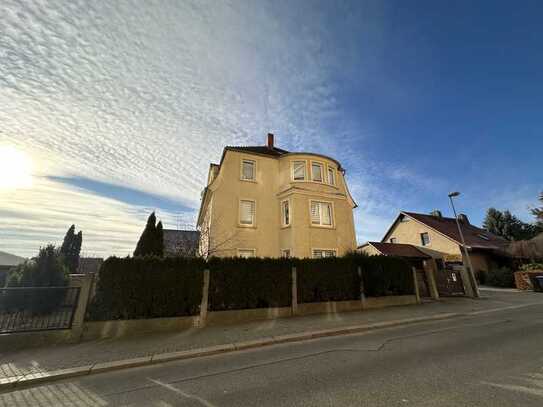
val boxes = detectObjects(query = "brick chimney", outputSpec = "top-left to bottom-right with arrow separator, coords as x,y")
267,133 -> 274,149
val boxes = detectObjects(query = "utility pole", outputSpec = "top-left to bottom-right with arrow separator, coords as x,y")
448,192 -> 480,298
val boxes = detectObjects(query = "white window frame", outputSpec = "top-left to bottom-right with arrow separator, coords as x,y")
239,199 -> 256,227
291,160 -> 307,181
237,248 -> 256,258
240,159 -> 256,182
312,248 -> 337,258
420,232 -> 430,246
327,165 -> 336,186
281,249 -> 291,258
310,161 -> 324,183
309,199 -> 334,228
281,199 -> 291,227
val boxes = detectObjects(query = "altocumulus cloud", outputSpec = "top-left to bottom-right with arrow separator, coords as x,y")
0,0 -> 431,256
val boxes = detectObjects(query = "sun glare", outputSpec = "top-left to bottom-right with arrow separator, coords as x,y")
0,146 -> 33,190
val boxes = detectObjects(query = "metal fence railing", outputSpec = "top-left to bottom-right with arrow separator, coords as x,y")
0,287 -> 80,333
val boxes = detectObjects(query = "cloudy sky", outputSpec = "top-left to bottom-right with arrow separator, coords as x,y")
1,0 -> 542,258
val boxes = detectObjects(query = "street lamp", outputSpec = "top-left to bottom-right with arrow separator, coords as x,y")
448,192 -> 480,298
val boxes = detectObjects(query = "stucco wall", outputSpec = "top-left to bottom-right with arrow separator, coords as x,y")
385,217 -> 462,258
200,150 -> 356,258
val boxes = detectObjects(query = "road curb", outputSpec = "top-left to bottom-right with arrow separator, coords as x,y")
1,311 -> 465,392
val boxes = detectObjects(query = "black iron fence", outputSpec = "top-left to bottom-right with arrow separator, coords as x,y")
0,287 -> 80,333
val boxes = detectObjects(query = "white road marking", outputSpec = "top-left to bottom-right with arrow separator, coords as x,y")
468,302 -> 543,316
148,378 -> 218,407
481,381 -> 543,397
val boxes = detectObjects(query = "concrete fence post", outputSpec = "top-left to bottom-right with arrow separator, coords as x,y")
357,266 -> 366,310
412,267 -> 421,304
291,267 -> 298,316
423,260 -> 440,300
198,269 -> 210,327
68,274 -> 93,341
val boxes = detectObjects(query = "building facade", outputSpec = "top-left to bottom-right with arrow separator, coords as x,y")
197,134 -> 357,258
359,211 -> 508,297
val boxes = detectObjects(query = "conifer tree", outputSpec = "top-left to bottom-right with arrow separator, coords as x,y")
60,224 -> 83,273
155,221 -> 164,257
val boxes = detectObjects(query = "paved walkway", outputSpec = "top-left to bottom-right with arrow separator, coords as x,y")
1,290 -> 541,382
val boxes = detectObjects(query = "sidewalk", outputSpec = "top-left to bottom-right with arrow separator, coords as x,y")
1,290 -> 541,387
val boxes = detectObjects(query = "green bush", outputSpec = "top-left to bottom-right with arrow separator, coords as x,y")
296,257 -> 360,303
208,257 -> 291,310
87,256 -> 205,320
486,266 -> 515,288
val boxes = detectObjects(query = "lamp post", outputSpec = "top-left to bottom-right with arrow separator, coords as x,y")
448,192 -> 479,298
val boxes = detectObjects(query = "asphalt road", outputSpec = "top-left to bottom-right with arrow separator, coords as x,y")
3,301 -> 543,406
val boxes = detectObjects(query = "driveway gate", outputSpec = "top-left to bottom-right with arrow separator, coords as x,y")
435,267 -> 465,296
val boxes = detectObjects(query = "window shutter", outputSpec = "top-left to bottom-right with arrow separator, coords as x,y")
240,200 -> 255,225
238,249 -> 255,258
311,202 -> 320,224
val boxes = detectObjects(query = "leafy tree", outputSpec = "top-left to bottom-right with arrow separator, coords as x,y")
60,225 -> 83,273
6,245 -> 69,288
134,212 -> 164,257
532,192 -> 543,227
4,245 -> 69,313
483,208 -> 541,241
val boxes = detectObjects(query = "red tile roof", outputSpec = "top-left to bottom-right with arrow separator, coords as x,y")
399,211 -> 508,250
365,242 -> 431,258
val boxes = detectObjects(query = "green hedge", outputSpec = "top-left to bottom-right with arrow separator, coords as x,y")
87,256 -> 205,320
295,254 -> 413,301
86,253 -> 414,320
355,255 -> 415,297
296,257 -> 360,303
208,257 -> 291,311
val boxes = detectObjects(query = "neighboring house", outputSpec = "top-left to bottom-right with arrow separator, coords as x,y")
163,229 -> 200,257
196,133 -> 358,258
360,210 -> 508,296
77,257 -> 104,275
0,250 -> 26,286
359,242 -> 440,299
361,241 -> 431,265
